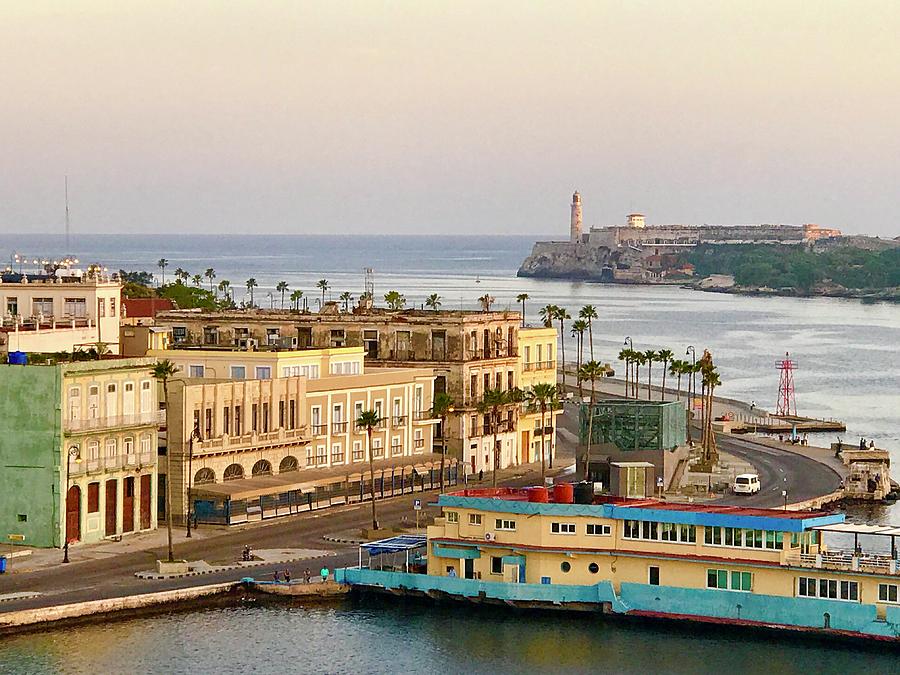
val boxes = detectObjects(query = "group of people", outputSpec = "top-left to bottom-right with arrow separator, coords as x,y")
272,566 -> 331,584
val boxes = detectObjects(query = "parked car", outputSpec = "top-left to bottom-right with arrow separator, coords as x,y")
733,473 -> 761,495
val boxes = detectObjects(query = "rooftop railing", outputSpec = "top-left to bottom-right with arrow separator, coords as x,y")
65,412 -> 160,433
784,549 -> 900,575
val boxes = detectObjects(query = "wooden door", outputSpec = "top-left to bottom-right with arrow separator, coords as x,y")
105,479 -> 118,536
123,477 -> 135,532
140,474 -> 151,529
66,485 -> 81,543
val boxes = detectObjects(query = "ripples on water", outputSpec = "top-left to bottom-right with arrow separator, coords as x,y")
1,599 -> 897,674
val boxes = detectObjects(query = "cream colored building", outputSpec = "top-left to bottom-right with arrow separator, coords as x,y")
0,268 -> 122,355
516,327 -> 560,466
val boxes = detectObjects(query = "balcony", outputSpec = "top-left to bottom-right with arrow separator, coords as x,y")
331,422 -> 348,434
413,411 -> 437,423
390,444 -> 403,456
467,347 -> 518,362
524,360 -> 556,372
65,413 -> 160,434
414,438 -> 425,449
68,451 -> 155,476
392,415 -> 407,427
195,426 -> 310,454
784,550 -> 900,576
312,424 -> 328,436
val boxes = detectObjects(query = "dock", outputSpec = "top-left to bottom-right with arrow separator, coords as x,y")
243,578 -> 349,598
726,414 -> 845,435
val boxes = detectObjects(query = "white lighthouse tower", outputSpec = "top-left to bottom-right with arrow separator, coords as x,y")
570,191 -> 583,243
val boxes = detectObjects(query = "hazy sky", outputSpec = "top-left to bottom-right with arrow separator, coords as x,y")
2,1 -> 900,237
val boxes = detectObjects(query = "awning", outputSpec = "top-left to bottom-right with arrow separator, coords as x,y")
501,555 -> 525,566
814,523 -> 900,537
362,535 -> 427,556
433,545 -> 481,559
191,453 -> 457,501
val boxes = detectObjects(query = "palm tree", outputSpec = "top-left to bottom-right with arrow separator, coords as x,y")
477,294 -> 495,312
204,268 -> 216,294
538,303 -> 557,328
384,290 -> 406,310
276,281 -> 289,309
633,352 -> 646,399
657,349 -> 674,401
527,383 -> 557,484
579,305 -> 598,361
173,267 -> 188,285
618,348 -> 632,399
700,362 -> 721,464
340,291 -> 353,312
571,319 -> 588,398
316,279 -> 329,306
356,409 -> 382,531
290,289 -> 303,311
644,350 -> 658,400
579,360 -> 606,480
245,278 -> 258,306
157,258 -> 168,286
478,388 -> 508,487
670,359 -> 686,402
152,359 -> 178,563
516,293 -> 529,327
555,307 -> 571,388
425,293 -> 441,311
431,392 -> 454,491
217,279 -> 231,300
191,274 -> 202,287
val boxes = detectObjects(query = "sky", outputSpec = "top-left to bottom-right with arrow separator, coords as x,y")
2,1 -> 899,237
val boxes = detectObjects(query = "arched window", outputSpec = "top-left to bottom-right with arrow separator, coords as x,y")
252,459 -> 273,476
279,455 -> 299,473
194,468 -> 215,485
223,463 -> 244,481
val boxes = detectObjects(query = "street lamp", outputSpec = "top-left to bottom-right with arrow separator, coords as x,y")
185,424 -> 203,538
62,446 -> 82,563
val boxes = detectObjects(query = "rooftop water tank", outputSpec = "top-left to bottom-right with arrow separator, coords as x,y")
553,483 -> 574,504
527,486 -> 549,503
7,351 -> 27,366
574,482 -> 594,505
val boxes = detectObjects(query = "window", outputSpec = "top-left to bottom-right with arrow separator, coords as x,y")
586,524 -> 611,536
205,408 -> 213,437
105,438 -> 117,458
262,402 -> 269,433
798,577 -> 857,601
315,445 -> 327,464
588,562 -> 600,574
446,511 -> 459,523
354,402 -> 364,423
372,437 -> 383,457
252,404 -> 258,432
551,522 -> 576,535
123,437 -> 134,456
234,405 -> 242,435
32,297 -> 54,317
252,459 -> 272,476
879,583 -> 899,603
110,297 -> 116,317
495,519 -> 516,531
331,443 -> 344,464
289,400 -> 296,429
172,326 -> 187,343
230,365 -> 246,379
649,566 -> 660,586
468,513 -> 482,526
624,520 -> 695,543
63,297 -> 87,318
560,561 -> 571,573
189,365 -> 205,378
140,434 -> 152,455
97,298 -> 106,317
140,380 -> 152,413
6,297 -> 18,316
279,400 -> 285,428
491,557 -> 503,575
352,441 -> 364,461
202,326 -> 216,345
707,569 -> 752,592
195,468 -> 216,484
706,526 -> 781,550
223,407 -> 230,435
255,366 -> 271,380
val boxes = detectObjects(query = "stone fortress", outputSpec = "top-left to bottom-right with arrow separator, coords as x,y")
517,192 -> 842,282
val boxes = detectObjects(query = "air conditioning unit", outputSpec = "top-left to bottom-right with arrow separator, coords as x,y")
484,532 -> 496,542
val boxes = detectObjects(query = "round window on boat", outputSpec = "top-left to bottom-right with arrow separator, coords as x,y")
560,561 -> 571,573
588,563 -> 599,574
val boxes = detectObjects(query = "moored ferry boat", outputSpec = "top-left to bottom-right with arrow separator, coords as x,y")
336,485 -> 900,642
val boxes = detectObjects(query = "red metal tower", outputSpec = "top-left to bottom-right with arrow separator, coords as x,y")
775,352 -> 797,416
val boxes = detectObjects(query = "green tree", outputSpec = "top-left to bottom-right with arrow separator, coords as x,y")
425,293 -> 441,311
632,352 -> 646,399
477,388 -> 508,487
538,303 -> 557,328
173,267 -> 188,284
340,291 -> 353,312
516,293 -> 529,327
431,392 -> 455,491
578,360 -> 606,480
290,289 -> 303,311
579,305 -> 598,361
657,348 -> 674,401
527,383 -> 557,484
384,290 -> 406,310
217,279 -> 231,301
355,409 -> 382,530
555,307 -> 571,388
643,349 -> 658,400
152,360 -> 178,562
205,268 -> 216,294
571,319 -> 588,398
316,279 -> 329,306
617,348 -> 632,398
157,258 -> 168,286
191,274 -> 202,287
245,278 -> 258,306
276,281 -> 289,309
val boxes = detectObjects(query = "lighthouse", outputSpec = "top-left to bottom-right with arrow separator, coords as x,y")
570,191 -> 583,243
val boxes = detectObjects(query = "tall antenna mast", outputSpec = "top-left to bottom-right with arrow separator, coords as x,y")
64,176 -> 70,252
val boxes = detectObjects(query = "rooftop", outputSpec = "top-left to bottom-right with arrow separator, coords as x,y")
157,307 -> 521,325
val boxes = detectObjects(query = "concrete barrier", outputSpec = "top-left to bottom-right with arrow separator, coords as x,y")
0,582 -> 237,630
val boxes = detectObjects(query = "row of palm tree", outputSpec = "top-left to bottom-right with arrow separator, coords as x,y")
617,347 -> 684,401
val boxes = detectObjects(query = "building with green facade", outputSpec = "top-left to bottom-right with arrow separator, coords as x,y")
0,357 -> 157,548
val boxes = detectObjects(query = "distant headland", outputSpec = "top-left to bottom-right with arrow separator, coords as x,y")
517,193 -> 900,301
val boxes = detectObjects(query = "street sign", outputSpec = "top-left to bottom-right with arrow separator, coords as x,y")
7,534 -> 25,542
413,499 -> 422,511
656,477 -> 664,488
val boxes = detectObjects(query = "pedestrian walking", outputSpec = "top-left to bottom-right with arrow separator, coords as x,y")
304,568 -> 311,584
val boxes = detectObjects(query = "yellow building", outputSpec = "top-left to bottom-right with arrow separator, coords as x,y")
516,327 -> 560,466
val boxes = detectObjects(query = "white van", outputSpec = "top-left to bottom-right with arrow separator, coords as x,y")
733,473 -> 761,495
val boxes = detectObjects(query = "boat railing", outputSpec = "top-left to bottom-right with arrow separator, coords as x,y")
785,549 -> 900,575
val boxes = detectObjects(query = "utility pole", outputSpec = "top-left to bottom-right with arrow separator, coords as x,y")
65,176 -> 71,252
